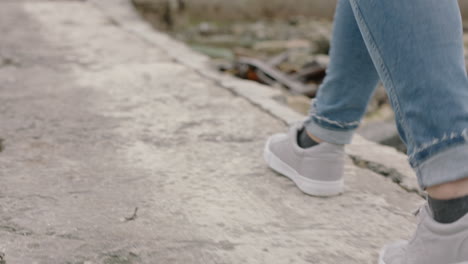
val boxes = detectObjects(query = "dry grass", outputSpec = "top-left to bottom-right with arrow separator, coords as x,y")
180,0 -> 336,21
132,0 -> 336,29
133,0 -> 468,28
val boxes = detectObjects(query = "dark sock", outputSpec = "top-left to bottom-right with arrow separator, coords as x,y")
428,194 -> 468,224
297,128 -> 319,148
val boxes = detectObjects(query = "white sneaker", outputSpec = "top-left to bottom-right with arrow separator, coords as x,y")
264,124 -> 345,197
379,204 -> 468,264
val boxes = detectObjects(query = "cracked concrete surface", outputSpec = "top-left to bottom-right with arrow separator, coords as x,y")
0,1 -> 423,263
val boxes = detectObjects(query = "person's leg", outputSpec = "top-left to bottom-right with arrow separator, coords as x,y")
347,0 -> 468,262
348,0 -> 468,195
303,0 -> 380,145
264,0 -> 380,197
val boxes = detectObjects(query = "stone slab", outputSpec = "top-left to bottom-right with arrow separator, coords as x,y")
0,1 -> 422,263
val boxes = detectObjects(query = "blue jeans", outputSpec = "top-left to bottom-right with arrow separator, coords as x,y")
305,0 -> 468,189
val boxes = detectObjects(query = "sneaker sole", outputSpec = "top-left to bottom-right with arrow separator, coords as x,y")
378,241 -> 468,264
264,137 -> 344,197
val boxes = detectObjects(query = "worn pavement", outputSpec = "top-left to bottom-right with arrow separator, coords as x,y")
0,1 -> 423,263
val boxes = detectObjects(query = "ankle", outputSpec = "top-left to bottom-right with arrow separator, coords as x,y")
427,177 -> 468,200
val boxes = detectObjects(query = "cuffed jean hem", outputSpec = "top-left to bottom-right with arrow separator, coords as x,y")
416,143 -> 468,189
304,118 -> 355,145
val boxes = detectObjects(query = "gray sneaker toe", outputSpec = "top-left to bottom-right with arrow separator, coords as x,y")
379,205 -> 468,264
379,241 -> 407,264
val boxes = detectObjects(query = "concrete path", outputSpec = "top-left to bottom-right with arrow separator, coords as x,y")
0,1 -> 422,263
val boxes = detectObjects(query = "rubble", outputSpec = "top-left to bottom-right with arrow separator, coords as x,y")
253,39 -> 310,53
132,2 -> 336,98
234,57 -> 318,95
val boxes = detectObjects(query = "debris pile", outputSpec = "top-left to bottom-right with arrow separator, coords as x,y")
174,19 -> 390,113
175,19 -> 333,96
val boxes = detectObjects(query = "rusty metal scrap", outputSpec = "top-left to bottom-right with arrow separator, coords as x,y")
235,57 -> 318,96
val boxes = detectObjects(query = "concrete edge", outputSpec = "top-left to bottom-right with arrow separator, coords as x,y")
89,0 -> 422,196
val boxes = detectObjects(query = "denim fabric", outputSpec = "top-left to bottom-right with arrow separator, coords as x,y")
305,0 -> 468,188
